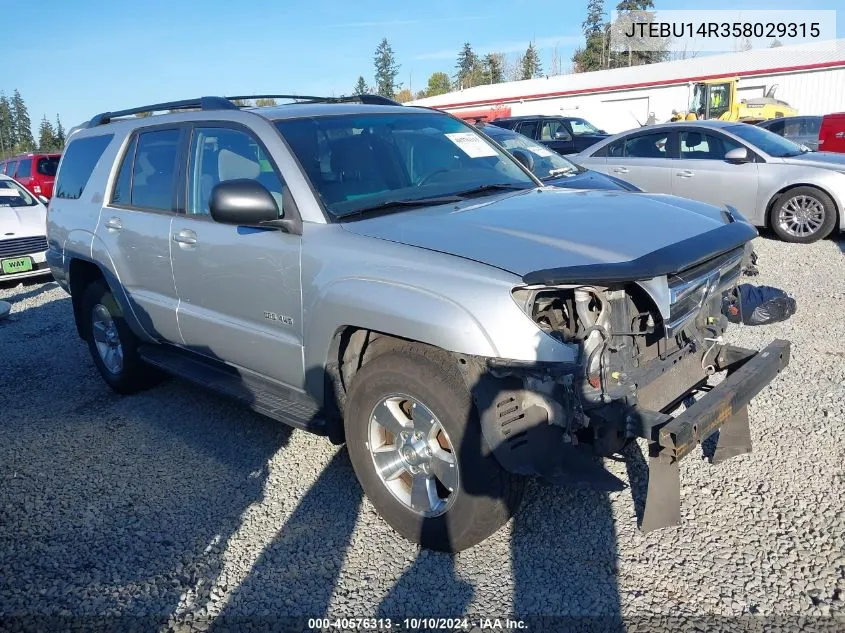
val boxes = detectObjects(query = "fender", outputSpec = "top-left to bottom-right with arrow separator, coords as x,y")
303,278 -> 499,403
67,233 -> 157,344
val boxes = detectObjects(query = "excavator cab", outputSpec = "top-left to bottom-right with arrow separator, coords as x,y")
689,80 -> 734,120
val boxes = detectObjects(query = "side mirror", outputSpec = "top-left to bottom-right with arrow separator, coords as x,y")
553,130 -> 572,141
725,147 -> 750,163
209,179 -> 280,226
37,195 -> 49,205
511,149 -> 535,172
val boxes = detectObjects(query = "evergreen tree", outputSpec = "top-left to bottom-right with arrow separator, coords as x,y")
55,115 -> 66,149
573,0 -> 608,72
374,38 -> 401,99
353,76 -> 369,95
11,90 -> 35,152
521,42 -> 543,80
38,116 -> 57,152
0,94 -> 14,158
612,0 -> 667,67
770,38 -> 783,48
425,72 -> 452,97
455,43 -> 484,89
484,53 -> 504,84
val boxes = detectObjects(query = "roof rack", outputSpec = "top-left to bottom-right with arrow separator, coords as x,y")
86,93 -> 403,128
88,97 -> 237,127
226,94 -> 402,106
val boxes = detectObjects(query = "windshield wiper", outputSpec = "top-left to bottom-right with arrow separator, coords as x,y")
448,183 -> 532,198
335,195 -> 464,220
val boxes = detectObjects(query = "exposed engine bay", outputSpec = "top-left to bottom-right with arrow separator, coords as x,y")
458,246 -> 790,532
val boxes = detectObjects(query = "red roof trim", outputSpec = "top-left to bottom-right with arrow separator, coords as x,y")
431,60 -> 845,110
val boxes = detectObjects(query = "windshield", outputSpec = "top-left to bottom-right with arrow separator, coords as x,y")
725,123 -> 807,157
274,112 -> 535,218
0,178 -> 37,207
483,125 -> 582,180
37,156 -> 60,176
568,118 -> 601,136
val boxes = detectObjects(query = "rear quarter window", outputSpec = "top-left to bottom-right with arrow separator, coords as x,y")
54,135 -> 114,200
37,156 -> 60,176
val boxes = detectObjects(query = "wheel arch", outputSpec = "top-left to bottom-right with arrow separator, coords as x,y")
764,182 -> 840,230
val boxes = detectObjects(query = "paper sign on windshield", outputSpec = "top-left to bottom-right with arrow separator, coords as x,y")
445,133 -> 498,158
0,189 -> 21,197
528,146 -> 555,158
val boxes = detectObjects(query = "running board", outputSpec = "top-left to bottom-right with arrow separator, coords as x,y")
139,344 -> 326,435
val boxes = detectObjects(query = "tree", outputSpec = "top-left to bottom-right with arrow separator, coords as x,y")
770,38 -> 783,48
254,98 -> 278,107
454,43 -> 485,88
353,76 -> 369,95
484,53 -> 505,84
11,90 -> 35,152
38,116 -> 57,152
374,38 -> 401,99
521,42 -> 543,80
573,0 -> 608,72
0,94 -> 14,159
55,115 -> 65,149
611,0 -> 667,67
425,72 -> 451,97
394,88 -> 413,103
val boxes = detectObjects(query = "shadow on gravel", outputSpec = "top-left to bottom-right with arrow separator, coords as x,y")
0,277 -> 57,302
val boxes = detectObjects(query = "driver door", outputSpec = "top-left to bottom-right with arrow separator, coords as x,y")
170,124 -> 304,388
539,120 -> 576,155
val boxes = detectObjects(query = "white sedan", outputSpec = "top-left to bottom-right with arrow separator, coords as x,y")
0,174 -> 52,283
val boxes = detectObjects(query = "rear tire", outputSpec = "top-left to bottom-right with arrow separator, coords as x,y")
81,280 -> 158,394
344,340 -> 525,552
769,186 -> 837,243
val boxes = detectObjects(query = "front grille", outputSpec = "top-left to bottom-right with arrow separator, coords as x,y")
0,236 -> 48,259
666,247 -> 744,335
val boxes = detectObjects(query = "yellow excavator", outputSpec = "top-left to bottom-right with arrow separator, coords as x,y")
670,77 -> 797,123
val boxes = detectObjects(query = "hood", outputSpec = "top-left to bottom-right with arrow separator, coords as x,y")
546,169 -> 640,192
0,204 -> 47,239
341,188 -> 740,277
780,151 -> 845,170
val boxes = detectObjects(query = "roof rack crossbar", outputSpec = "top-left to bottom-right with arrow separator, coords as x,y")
88,96 -> 238,127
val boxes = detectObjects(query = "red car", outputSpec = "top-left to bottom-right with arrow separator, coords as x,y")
0,153 -> 61,199
818,112 -> 845,154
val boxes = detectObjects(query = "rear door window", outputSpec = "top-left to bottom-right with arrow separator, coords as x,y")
515,120 -> 539,139
16,159 -> 31,178
623,132 -> 670,158
129,129 -> 181,211
4,161 -> 17,176
55,135 -> 114,199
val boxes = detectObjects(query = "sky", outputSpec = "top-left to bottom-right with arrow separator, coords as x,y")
4,0 -> 844,133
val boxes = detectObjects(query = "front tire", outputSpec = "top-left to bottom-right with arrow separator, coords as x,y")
345,341 -> 525,552
770,187 -> 837,243
81,280 -> 157,394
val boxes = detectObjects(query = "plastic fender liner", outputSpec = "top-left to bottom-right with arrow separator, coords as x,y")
522,221 -> 758,286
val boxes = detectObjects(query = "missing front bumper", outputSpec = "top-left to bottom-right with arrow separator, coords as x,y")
631,339 -> 791,532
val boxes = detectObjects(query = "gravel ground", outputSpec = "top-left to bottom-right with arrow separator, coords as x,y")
1,234 -> 844,633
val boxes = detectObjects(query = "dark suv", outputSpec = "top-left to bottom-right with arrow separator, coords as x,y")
491,115 -> 609,155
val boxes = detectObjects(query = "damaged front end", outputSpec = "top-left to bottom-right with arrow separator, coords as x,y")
460,240 -> 791,532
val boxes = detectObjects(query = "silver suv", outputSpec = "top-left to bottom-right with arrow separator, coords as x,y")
47,95 -> 790,552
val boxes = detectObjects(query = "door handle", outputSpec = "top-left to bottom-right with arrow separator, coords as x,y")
612,167 -> 629,174
172,229 -> 198,246
676,170 -> 694,178
104,216 -> 123,231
